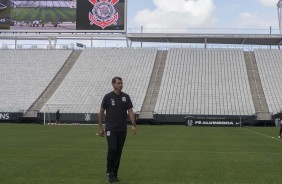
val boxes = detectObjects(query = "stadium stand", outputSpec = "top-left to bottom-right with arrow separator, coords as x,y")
155,48 -> 255,115
2,47 -> 280,124
0,49 -> 72,112
255,49 -> 282,114
43,48 -> 158,113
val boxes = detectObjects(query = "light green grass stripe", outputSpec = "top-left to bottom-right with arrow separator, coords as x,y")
4,147 -> 282,155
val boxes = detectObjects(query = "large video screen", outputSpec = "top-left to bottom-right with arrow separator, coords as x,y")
0,0 -> 10,29
0,0 -> 126,32
77,0 -> 126,31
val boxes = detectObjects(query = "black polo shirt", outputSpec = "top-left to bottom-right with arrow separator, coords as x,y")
101,91 -> 133,132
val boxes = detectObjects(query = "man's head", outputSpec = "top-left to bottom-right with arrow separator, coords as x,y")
112,76 -> 123,92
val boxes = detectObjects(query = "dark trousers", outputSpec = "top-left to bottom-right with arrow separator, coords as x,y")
106,131 -> 127,176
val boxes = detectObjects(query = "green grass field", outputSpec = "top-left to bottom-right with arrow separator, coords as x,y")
1,124 -> 282,184
10,8 -> 76,22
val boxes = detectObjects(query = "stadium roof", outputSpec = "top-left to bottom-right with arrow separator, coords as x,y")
1,32 -> 282,46
126,33 -> 282,46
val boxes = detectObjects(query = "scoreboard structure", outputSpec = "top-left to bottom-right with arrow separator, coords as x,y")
0,0 -> 127,33
77,0 -> 126,32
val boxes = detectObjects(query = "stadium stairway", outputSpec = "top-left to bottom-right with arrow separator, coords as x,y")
244,51 -> 271,120
138,50 -> 168,121
24,50 -> 82,117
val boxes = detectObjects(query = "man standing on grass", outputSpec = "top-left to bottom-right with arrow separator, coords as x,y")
55,109 -> 60,125
98,77 -> 137,183
278,111 -> 282,138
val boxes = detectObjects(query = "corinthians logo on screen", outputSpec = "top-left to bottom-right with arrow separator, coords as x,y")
88,0 -> 119,29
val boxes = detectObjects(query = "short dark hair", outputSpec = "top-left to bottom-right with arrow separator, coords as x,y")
112,76 -> 122,84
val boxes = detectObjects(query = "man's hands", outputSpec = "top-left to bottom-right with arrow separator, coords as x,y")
131,125 -> 137,135
98,126 -> 104,137
128,109 -> 136,135
98,108 -> 105,137
98,125 -> 136,137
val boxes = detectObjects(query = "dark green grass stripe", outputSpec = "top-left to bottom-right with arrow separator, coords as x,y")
44,10 -> 52,22
65,8 -> 76,20
44,8 -> 76,22
53,8 -> 72,22
48,8 -> 58,22
57,8 -> 75,22
40,8 -> 47,22
3,146 -> 282,156
10,8 -> 75,22
10,8 -> 30,21
10,8 -> 40,21
34,8 -> 42,20
29,8 -> 39,20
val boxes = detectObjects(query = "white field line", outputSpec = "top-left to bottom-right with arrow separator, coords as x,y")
242,127 -> 282,142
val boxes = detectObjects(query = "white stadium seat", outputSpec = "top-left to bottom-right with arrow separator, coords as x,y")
0,49 -> 72,112
44,48 -> 158,113
155,48 -> 255,115
255,49 -> 282,114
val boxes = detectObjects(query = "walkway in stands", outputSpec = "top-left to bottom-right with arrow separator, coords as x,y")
139,50 -> 168,119
244,51 -> 270,120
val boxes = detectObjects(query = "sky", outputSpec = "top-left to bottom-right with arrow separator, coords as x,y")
127,0 -> 280,34
2,0 -> 282,48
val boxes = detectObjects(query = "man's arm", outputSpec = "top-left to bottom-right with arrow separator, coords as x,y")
128,108 -> 137,134
98,107 -> 105,137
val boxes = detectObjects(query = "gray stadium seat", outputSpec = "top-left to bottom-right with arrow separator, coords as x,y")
255,49 -> 282,114
0,49 -> 72,112
43,47 -> 158,113
155,48 -> 255,115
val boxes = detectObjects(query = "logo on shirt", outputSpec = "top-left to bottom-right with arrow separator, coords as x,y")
122,97 -> 126,102
111,99 -> 115,106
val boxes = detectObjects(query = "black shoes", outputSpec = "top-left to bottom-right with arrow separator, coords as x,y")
113,176 -> 120,182
108,174 -> 114,183
107,173 -> 120,183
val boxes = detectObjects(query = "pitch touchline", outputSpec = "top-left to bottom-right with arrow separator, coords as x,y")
242,127 -> 282,142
